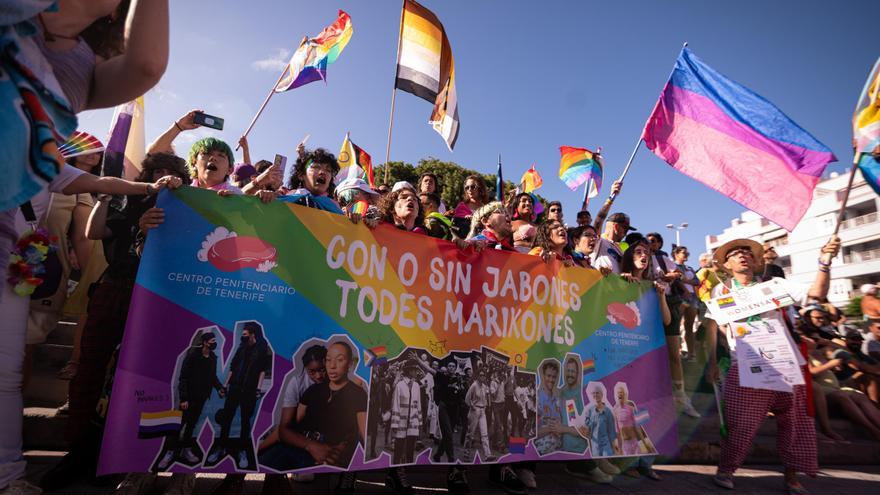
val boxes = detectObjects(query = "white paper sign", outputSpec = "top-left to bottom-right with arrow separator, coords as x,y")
734,319 -> 804,392
707,278 -> 795,325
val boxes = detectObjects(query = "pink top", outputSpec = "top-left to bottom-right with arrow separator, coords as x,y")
614,403 -> 636,429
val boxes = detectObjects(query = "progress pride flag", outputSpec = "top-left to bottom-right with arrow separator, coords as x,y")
642,48 -> 836,231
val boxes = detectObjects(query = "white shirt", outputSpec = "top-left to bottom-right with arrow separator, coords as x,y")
281,372 -> 319,409
863,332 -> 880,358
590,237 -> 622,274
710,276 -> 808,364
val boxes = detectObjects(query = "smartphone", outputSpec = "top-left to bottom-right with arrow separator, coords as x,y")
193,112 -> 224,130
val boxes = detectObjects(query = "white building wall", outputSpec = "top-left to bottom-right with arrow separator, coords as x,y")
705,169 -> 880,307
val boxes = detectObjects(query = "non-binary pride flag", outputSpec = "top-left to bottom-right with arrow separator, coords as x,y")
274,10 -> 353,92
854,57 -> 880,154
395,0 -> 460,150
336,133 -> 374,187
642,48 -> 836,231
559,146 -> 604,197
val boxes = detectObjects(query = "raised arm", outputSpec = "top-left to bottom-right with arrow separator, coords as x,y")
147,110 -> 203,155
86,0 -> 170,109
807,236 -> 841,301
592,180 -> 621,230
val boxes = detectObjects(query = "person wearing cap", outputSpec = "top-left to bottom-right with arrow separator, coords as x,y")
860,284 -> 880,320
420,192 -> 469,250
762,244 -> 786,279
590,212 -> 635,274
863,318 -> 880,361
155,331 -> 225,470
336,177 -> 382,226
705,235 -> 841,493
230,163 -> 257,189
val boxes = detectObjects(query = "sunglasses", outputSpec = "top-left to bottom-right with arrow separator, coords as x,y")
549,208 -> 561,212
464,184 -> 479,190
726,248 -> 754,259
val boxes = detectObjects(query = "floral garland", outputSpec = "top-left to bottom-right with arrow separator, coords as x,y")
7,228 -> 57,296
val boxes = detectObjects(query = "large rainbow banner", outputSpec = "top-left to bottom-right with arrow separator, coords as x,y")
99,187 -> 676,474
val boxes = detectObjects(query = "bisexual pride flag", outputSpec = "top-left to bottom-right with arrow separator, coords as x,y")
642,48 -> 836,231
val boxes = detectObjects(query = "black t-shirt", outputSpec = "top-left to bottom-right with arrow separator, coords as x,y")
299,380 -> 367,446
102,194 -> 156,282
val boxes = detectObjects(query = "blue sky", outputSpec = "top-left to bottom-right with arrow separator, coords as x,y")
77,0 -> 876,253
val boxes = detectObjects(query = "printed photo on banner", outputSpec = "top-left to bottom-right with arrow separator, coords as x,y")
257,335 -> 366,471
149,326 -> 227,472
201,321 -> 275,471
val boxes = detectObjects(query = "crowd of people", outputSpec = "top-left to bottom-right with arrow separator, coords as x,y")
1,3 -> 878,495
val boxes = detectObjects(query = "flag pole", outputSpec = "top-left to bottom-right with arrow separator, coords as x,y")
582,176 -> 593,211
832,152 -> 861,235
608,42 -> 688,201
384,0 -> 407,185
236,37 -> 305,151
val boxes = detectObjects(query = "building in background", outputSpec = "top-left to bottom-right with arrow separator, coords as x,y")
705,169 -> 880,307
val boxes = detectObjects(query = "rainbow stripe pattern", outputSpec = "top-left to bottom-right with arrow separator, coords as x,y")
275,10 -> 353,92
642,48 -> 836,231
337,133 -> 374,187
559,146 -> 603,196
582,359 -> 596,374
364,345 -> 388,367
137,410 -> 182,438
58,131 -> 104,158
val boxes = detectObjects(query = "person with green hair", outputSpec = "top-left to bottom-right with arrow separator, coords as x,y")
148,110 -> 278,203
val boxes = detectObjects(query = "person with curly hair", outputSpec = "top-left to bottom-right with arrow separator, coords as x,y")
380,183 -> 425,234
529,220 -> 574,266
452,175 -> 488,238
509,192 -> 537,253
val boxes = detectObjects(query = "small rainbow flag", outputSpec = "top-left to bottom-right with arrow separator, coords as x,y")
519,166 -> 543,193
58,131 -> 104,158
717,296 -> 737,309
559,146 -> 603,197
350,200 -> 369,216
138,410 -> 182,438
635,409 -> 650,426
275,10 -> 353,92
508,436 -> 527,454
582,359 -> 596,374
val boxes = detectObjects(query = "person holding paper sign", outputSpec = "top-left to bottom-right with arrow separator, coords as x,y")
705,235 -> 840,493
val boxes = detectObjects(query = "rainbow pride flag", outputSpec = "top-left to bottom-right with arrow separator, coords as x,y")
520,166 -> 543,193
582,359 -> 596,374
58,131 -> 104,158
275,10 -> 352,92
559,146 -> 603,197
858,153 -> 880,196
854,57 -> 880,154
642,48 -> 836,231
137,410 -> 182,438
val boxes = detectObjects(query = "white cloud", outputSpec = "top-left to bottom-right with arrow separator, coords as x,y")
147,84 -> 180,102
251,48 -> 291,72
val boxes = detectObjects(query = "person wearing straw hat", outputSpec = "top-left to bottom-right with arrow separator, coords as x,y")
705,235 -> 840,494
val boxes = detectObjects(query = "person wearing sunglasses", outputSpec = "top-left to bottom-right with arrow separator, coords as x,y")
706,235 -> 841,494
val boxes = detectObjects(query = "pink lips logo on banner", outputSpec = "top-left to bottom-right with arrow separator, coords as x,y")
197,227 -> 277,272
606,301 -> 641,329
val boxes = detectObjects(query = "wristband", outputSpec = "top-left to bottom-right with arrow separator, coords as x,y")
174,121 -> 184,132
817,258 -> 831,267
145,183 -> 155,195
